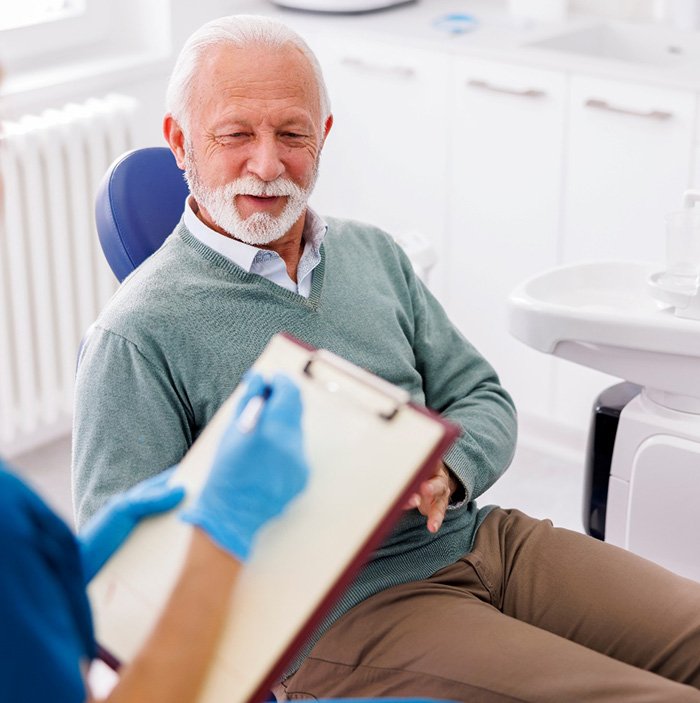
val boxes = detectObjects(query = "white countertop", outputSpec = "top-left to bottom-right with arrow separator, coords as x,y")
237,0 -> 700,91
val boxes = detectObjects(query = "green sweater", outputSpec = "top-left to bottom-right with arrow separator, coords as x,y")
72,217 -> 517,672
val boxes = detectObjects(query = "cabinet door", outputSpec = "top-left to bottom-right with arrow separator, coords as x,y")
303,35 -> 451,300
563,76 -> 696,264
446,58 -> 566,420
555,77 -> 696,430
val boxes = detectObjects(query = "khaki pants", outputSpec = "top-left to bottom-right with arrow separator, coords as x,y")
282,509 -> 700,702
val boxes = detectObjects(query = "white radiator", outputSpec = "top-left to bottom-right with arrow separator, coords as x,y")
0,94 -> 138,456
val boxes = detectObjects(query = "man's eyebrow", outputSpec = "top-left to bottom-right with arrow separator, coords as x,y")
277,116 -> 315,130
212,117 -> 251,131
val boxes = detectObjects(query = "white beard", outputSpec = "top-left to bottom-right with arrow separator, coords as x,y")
184,150 -> 318,246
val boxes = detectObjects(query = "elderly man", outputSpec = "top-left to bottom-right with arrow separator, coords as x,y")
73,15 -> 700,702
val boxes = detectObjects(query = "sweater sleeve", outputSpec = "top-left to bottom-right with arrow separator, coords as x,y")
396,245 -> 518,504
72,326 -> 194,528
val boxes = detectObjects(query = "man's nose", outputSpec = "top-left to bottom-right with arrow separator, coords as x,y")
246,137 -> 285,182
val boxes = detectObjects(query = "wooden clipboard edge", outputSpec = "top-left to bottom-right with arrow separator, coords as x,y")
279,330 -> 314,350
97,644 -> 120,671
246,403 -> 460,703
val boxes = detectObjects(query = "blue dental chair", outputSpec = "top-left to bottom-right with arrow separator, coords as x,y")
95,146 -> 189,282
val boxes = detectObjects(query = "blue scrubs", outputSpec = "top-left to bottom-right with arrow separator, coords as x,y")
0,463 -> 94,703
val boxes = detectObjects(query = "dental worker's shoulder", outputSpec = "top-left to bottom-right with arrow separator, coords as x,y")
0,465 -> 73,550
0,465 -> 38,518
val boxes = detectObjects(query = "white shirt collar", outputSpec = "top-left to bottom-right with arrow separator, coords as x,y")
183,197 -> 327,297
184,198 -> 258,271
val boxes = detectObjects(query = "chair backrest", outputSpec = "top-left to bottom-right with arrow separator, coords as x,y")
95,146 -> 189,282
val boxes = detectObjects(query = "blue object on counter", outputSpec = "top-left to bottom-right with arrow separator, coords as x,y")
433,13 -> 479,35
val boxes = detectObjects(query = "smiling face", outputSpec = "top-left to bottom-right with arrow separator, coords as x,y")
165,42 -> 332,246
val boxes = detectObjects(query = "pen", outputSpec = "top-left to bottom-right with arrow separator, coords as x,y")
236,385 -> 271,433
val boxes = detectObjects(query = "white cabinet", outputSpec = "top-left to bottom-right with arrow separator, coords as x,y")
562,76 -> 696,264
304,35 -> 451,300
445,58 -> 567,420
555,76 -> 697,430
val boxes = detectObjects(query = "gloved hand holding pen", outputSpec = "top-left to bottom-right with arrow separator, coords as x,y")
181,372 -> 310,561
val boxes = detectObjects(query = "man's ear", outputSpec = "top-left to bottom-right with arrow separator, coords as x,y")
320,113 -> 333,148
163,114 -> 187,170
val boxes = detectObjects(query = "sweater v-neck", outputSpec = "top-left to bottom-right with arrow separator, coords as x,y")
177,223 -> 326,309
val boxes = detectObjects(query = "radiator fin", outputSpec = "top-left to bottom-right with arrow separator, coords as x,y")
0,94 -> 138,455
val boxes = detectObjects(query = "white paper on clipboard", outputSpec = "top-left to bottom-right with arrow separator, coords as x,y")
88,333 -> 459,703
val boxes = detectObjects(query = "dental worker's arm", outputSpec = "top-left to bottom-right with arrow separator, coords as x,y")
96,528 -> 241,703
92,373 -> 308,703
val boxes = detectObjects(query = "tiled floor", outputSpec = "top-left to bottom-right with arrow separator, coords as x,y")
10,431 -> 587,535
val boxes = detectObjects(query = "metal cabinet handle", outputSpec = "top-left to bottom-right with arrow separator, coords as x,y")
341,57 -> 416,79
467,79 -> 546,98
584,98 -> 673,121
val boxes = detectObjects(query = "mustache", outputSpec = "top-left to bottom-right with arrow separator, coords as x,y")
222,175 -> 306,199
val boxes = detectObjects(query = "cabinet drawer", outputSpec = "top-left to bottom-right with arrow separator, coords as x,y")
454,56 -> 567,107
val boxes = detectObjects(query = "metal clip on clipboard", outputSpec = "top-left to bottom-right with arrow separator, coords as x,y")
303,349 -> 410,421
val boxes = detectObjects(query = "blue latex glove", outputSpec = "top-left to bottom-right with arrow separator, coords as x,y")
78,467 -> 185,583
181,372 -> 309,561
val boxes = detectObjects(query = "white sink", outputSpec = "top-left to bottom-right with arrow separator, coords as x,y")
526,22 -> 700,68
508,261 -> 700,405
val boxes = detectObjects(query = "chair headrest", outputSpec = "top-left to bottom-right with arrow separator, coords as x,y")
95,147 -> 189,282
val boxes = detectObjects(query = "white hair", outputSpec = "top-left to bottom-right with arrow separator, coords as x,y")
166,15 -> 331,136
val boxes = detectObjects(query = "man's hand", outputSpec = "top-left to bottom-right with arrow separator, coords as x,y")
404,461 -> 457,533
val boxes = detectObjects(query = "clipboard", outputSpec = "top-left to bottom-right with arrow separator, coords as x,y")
88,333 -> 459,703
